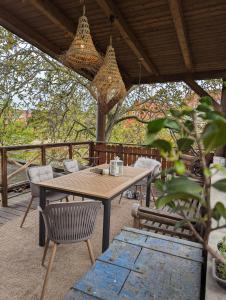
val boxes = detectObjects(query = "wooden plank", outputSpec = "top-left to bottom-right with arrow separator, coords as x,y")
123,227 -> 203,249
98,239 -> 142,273
168,0 -> 193,71
120,247 -> 201,300
74,261 -> 130,299
96,0 -> 159,75
0,5 -> 60,57
29,0 -> 75,38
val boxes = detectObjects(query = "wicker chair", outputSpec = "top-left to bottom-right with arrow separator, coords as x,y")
20,165 -> 69,228
39,201 -> 101,300
63,159 -> 88,173
119,157 -> 161,204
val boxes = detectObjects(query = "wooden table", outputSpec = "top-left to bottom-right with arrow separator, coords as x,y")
65,227 -> 204,300
38,164 -> 152,252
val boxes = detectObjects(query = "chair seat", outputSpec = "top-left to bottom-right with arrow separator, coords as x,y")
45,191 -> 68,202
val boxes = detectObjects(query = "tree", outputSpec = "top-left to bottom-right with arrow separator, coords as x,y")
0,25 -> 223,146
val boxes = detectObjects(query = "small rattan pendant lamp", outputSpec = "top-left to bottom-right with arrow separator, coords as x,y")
64,4 -> 102,70
91,35 -> 126,103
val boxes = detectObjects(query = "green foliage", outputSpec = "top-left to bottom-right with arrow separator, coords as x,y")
212,179 -> 226,192
174,160 -> 186,175
202,118 -> 226,152
212,202 -> 226,221
155,176 -> 203,209
217,237 -> 226,280
147,96 -> 226,246
177,138 -> 194,151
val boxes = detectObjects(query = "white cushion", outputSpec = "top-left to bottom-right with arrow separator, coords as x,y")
134,157 -> 161,174
63,160 -> 79,173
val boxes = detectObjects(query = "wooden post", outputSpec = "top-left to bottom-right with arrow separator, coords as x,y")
96,103 -> 106,142
41,145 -> 46,165
1,149 -> 8,207
116,143 -> 124,162
68,144 -> 73,159
89,141 -> 94,166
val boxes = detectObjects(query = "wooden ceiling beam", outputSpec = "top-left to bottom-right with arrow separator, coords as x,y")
184,78 -> 221,111
28,0 -> 75,38
131,69 -> 226,85
168,0 -> 193,71
184,78 -> 210,98
96,0 -> 159,76
0,5 -> 60,56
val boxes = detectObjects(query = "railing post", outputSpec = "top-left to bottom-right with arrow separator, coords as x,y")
68,144 -> 73,159
117,143 -> 124,162
89,141 -> 94,166
41,145 -> 46,165
1,149 -> 8,207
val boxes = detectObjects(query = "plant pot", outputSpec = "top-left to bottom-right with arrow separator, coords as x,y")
212,258 -> 226,289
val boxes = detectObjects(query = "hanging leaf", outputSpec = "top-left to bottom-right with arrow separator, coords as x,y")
212,202 -> 226,221
212,179 -> 226,192
202,119 -> 226,152
147,118 -> 166,134
177,137 -> 194,151
151,139 -> 172,153
164,118 -> 180,131
175,160 -> 186,175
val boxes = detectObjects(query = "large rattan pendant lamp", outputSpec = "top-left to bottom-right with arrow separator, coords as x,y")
91,18 -> 126,104
64,3 -> 102,70
91,38 -> 126,103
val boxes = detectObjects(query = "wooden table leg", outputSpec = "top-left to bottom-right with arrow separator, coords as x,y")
102,199 -> 111,252
146,174 -> 151,207
39,186 -> 46,247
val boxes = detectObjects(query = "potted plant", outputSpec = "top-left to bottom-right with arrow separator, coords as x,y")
146,96 -> 226,266
213,237 -> 226,288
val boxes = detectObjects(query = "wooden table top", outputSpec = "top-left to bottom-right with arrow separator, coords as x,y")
38,164 -> 151,200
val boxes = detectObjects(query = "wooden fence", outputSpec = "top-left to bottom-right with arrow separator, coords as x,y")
0,141 -> 171,207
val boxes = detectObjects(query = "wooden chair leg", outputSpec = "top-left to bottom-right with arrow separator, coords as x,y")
86,239 -> 95,265
40,243 -> 57,300
42,238 -> 50,266
20,196 -> 34,228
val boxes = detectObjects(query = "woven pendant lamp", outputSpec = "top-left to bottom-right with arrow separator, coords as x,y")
91,37 -> 126,103
64,5 -> 102,70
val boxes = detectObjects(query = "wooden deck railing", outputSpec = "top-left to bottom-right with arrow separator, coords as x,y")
0,141 -> 172,207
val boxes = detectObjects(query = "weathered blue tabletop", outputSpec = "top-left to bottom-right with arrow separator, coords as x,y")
65,227 -> 203,300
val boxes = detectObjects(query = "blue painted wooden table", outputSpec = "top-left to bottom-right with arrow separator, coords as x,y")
65,227 -> 203,300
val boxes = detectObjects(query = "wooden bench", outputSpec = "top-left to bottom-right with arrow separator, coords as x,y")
131,197 -> 203,242
65,227 -> 204,300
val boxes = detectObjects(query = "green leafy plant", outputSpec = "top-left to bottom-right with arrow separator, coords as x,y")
217,237 -> 226,279
146,96 -> 226,265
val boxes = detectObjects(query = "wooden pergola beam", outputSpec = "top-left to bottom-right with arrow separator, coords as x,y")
168,0 -> 193,71
0,5 -> 60,56
28,0 -> 75,38
96,0 -> 159,76
184,78 -> 221,111
131,69 -> 226,84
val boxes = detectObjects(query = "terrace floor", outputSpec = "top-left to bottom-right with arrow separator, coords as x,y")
0,193 -> 137,300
